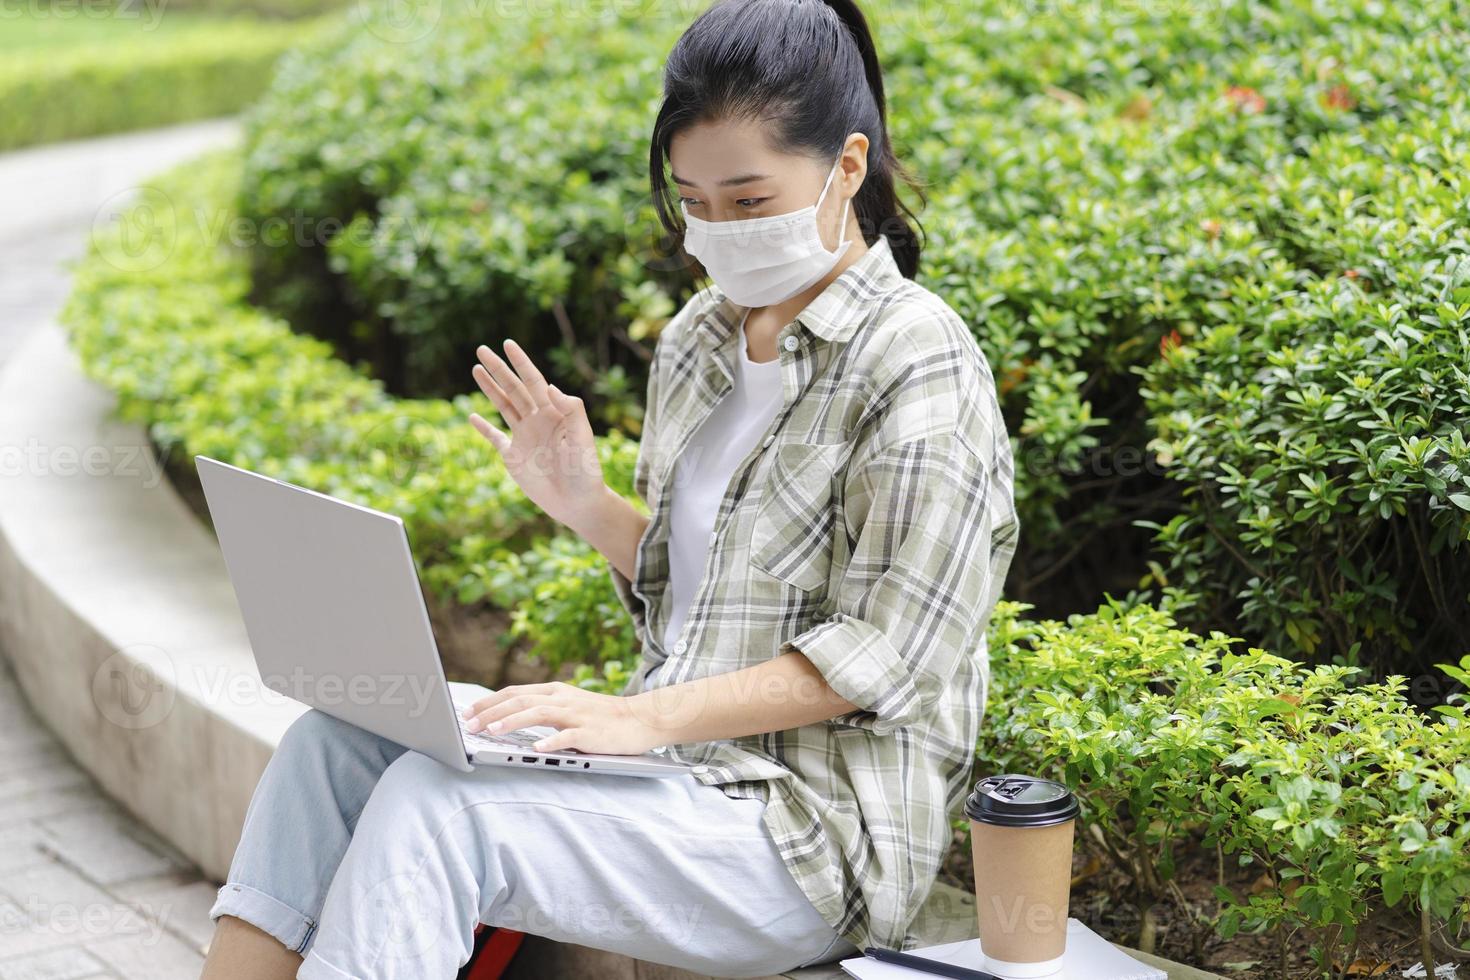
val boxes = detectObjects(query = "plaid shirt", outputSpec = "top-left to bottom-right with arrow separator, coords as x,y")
608,234 -> 1020,952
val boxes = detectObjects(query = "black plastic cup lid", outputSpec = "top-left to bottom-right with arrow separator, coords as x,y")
965,774 -> 1079,828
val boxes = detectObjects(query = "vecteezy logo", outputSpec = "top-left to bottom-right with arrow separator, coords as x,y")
357,0 -> 442,44
91,186 -> 178,274
895,0 -> 980,45
92,647 -> 177,731
353,413 -> 453,506
364,871 -> 443,963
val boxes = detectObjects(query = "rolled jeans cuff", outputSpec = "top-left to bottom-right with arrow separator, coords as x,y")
209,880 -> 317,954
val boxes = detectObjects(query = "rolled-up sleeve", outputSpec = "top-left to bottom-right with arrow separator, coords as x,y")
778,430 -> 1010,736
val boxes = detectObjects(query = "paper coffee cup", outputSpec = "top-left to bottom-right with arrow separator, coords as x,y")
965,774 -> 1079,978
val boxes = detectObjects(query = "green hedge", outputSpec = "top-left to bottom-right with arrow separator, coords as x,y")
1138,119 -> 1470,672
887,0 -> 1470,671
137,0 -> 346,19
0,15 -> 338,152
64,153 -> 1470,971
233,0 -> 1470,676
978,598 -> 1470,971
235,4 -> 680,423
60,151 -> 642,629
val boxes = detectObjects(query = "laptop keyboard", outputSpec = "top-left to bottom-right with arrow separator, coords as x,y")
459,719 -> 540,747
454,707 -> 580,753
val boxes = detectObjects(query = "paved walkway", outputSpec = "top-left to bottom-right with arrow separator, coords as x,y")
0,658 -> 219,977
0,118 -> 239,364
0,120 -> 241,979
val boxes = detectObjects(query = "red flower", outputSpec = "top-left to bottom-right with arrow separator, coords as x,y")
1160,328 -> 1184,357
999,358 -> 1032,397
1322,84 -> 1355,111
1225,85 -> 1266,114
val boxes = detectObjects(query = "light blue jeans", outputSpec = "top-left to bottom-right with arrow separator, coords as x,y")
208,709 -> 859,978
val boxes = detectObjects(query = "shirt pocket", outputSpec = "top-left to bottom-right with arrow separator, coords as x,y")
750,441 -> 845,593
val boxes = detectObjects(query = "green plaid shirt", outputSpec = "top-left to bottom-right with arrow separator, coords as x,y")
608,234 -> 1020,952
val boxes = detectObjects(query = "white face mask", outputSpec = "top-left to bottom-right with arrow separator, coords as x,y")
680,155 -> 852,308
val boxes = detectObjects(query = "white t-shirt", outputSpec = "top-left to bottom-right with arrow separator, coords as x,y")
661,311 -> 784,654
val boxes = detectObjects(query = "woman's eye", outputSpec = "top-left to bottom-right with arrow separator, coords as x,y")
679,196 -> 766,210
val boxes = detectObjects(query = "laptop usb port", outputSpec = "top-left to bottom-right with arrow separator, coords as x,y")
545,758 -> 560,766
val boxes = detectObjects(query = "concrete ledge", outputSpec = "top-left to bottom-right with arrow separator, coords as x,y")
0,320 -> 305,882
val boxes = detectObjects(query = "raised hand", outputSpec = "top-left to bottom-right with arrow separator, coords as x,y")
469,339 -> 607,531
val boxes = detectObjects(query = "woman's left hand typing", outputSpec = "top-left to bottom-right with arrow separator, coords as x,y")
459,681 -> 666,755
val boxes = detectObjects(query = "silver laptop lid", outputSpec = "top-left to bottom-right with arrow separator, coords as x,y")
195,455 -> 474,772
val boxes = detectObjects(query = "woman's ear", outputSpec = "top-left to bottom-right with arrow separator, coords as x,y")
839,132 -> 870,196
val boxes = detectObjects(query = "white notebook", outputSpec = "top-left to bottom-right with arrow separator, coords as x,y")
839,918 -> 1168,980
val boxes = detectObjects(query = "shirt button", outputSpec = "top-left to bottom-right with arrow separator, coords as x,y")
674,639 -> 688,653
761,434 -> 774,448
782,335 -> 799,352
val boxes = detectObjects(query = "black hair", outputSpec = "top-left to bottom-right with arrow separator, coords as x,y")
649,0 -> 926,280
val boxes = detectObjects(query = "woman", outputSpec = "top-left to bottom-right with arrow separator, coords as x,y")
200,0 -> 1019,977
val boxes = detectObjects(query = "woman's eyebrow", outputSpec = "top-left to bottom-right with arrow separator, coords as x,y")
670,171 -> 773,188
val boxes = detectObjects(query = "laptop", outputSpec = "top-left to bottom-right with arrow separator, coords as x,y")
195,454 -> 692,778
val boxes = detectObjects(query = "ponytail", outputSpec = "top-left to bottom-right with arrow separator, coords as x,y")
817,0 -> 926,277
650,0 -> 927,279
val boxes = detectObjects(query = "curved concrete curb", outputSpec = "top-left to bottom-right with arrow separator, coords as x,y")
0,320 -> 304,882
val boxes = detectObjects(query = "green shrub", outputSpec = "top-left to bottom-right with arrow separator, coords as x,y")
0,15 -> 338,151
235,4 -> 685,419
450,534 -> 642,695
877,3 -> 1470,663
977,598 -> 1470,970
142,0 -> 346,19
61,151 -> 643,680
1138,115 -> 1470,672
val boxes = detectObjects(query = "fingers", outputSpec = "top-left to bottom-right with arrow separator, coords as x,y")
531,728 -> 582,752
475,343 -> 539,420
501,339 -> 553,411
469,703 -> 559,736
468,412 -> 509,454
471,363 -> 520,425
547,384 -> 595,445
460,684 -> 562,726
